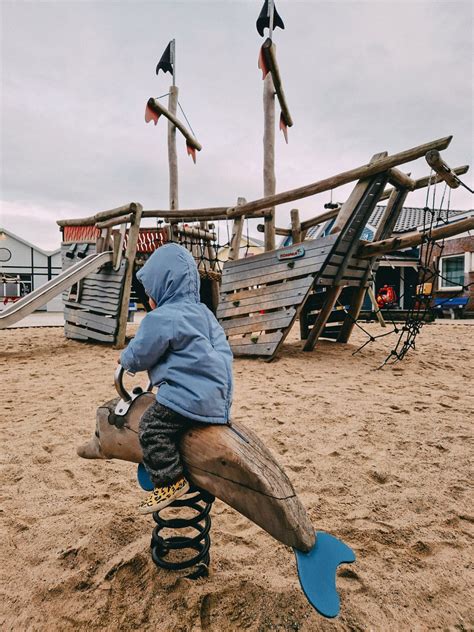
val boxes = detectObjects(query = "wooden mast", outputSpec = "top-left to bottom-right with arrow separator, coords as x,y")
262,0 -> 276,251
168,40 -> 179,239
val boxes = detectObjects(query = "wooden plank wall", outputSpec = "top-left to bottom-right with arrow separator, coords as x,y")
61,242 -> 126,343
217,235 -> 338,358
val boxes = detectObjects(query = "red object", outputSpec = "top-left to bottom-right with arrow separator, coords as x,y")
63,225 -> 100,242
258,45 -> 269,79
376,285 -> 397,308
145,104 -> 161,125
279,113 -> 288,144
186,142 -> 197,164
62,226 -> 169,253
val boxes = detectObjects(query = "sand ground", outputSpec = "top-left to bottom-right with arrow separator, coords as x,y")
1,321 -> 473,631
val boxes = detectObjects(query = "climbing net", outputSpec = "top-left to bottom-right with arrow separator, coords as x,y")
336,175 -> 473,368
153,217 -> 254,279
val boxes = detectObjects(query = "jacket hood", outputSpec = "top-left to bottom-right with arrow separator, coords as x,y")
137,243 -> 200,307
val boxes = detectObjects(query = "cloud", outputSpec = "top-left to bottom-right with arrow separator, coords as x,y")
1,0 -> 472,251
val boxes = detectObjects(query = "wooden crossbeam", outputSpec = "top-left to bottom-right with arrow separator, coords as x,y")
226,136 -> 452,218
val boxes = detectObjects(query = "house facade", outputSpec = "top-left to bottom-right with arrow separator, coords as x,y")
421,212 -> 474,314
0,228 -> 62,311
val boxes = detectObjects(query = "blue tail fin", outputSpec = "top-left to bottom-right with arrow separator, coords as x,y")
294,531 -> 355,618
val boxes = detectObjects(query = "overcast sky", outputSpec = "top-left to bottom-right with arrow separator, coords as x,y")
1,0 -> 473,251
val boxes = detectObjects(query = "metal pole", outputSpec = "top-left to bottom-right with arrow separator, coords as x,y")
268,0 -> 274,39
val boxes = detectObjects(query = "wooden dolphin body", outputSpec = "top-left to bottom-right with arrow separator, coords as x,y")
78,391 -> 315,552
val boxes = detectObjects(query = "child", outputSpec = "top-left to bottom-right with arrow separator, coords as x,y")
120,243 -> 233,514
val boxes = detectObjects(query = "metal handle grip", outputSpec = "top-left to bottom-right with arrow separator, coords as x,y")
114,364 -> 153,402
114,365 -> 132,402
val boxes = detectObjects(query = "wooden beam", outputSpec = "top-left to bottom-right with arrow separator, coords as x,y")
168,85 -> 179,235
373,187 -> 410,241
142,207 -> 272,222
388,168 -> 415,190
114,203 -> 143,349
257,224 -> 291,236
226,136 -> 453,218
300,206 -> 341,232
177,225 -> 216,241
425,150 -> 462,188
96,213 -> 133,229
263,73 -> 276,251
358,216 -> 474,258
331,152 -> 388,234
261,38 -> 293,128
147,96 -> 202,152
57,203 -> 138,227
379,165 -> 469,201
290,208 -> 302,244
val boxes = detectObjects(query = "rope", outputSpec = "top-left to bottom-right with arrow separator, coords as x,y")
347,174 -> 472,367
177,100 -> 197,138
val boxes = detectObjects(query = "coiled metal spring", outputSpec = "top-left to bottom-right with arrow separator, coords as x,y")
150,486 -> 215,579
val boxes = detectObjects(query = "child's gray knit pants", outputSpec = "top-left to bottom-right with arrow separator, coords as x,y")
139,402 -> 195,486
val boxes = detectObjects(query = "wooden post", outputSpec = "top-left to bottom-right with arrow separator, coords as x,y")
168,85 -> 179,210
263,73 -> 276,251
290,208 -> 301,244
168,85 -> 179,241
228,198 -> 246,261
115,203 -> 143,349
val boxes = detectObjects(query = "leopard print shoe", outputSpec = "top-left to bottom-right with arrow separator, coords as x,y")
138,477 -> 190,515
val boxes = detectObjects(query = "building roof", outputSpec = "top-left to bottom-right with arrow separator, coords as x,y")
0,227 -> 61,256
304,206 -> 472,241
367,206 -> 469,233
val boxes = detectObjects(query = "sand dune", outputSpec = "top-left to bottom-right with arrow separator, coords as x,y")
1,322 -> 473,631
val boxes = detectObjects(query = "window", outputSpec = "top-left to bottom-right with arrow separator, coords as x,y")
439,255 -> 464,290
0,274 -> 31,300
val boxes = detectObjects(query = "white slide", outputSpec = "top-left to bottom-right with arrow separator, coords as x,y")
0,251 -> 113,329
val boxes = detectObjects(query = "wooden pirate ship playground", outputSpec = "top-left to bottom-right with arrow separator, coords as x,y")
2,137 -> 459,359
0,0 -> 472,363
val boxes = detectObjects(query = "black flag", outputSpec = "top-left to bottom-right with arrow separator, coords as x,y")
156,41 -> 173,76
256,0 -> 285,37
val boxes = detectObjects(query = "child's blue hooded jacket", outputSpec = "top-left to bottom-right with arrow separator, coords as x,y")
120,244 -> 233,424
